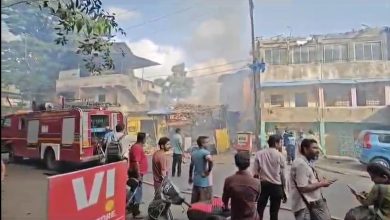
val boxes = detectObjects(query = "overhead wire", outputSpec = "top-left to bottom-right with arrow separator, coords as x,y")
143,65 -> 249,79
126,6 -> 194,30
142,58 -> 250,79
187,59 -> 250,73
190,66 -> 248,78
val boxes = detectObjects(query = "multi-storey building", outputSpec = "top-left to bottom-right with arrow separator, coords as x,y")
220,27 -> 390,156
1,84 -> 31,116
55,42 -> 162,113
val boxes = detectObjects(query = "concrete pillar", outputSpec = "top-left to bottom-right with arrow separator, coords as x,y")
351,87 -> 357,107
290,93 -> 295,107
260,121 -> 266,148
386,85 -> 390,106
318,86 -> 327,155
318,87 -> 325,107
319,121 -> 327,155
77,87 -> 82,99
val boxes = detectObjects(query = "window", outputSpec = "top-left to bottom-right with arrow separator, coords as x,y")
270,95 -> 284,107
27,120 -> 39,144
1,117 -> 11,127
357,86 -> 385,106
98,94 -> 105,102
264,48 -> 287,65
18,118 -> 26,130
355,42 -> 382,60
62,118 -> 75,145
90,115 -> 109,128
292,46 -> 316,64
378,134 -> 390,144
324,44 -> 348,63
324,86 -> 351,107
41,125 -> 49,133
295,93 -> 308,107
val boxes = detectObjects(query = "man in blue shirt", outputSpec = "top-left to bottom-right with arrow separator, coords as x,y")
171,128 -> 183,177
103,127 -> 113,148
286,131 -> 297,165
188,136 -> 214,203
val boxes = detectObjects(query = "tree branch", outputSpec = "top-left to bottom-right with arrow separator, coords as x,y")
1,0 -> 41,8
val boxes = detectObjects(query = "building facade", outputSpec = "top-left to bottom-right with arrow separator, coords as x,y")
220,27 -> 390,157
55,43 -> 162,112
259,27 -> 390,157
1,84 -> 31,116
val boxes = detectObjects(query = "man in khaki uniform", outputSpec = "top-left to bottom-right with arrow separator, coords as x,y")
290,138 -> 336,220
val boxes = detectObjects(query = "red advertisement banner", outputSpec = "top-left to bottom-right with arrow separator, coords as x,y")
47,161 -> 127,220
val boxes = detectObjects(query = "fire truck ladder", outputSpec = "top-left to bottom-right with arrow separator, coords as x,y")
63,99 -> 120,110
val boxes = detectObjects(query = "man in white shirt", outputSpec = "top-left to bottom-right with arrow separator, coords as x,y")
171,128 -> 184,177
253,134 -> 287,220
290,138 -> 336,220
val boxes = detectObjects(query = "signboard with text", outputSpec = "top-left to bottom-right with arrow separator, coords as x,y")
235,132 -> 253,152
166,113 -> 192,126
47,161 -> 127,220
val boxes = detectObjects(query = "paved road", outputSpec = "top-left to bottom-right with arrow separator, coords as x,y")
1,155 -> 371,220
144,155 -> 371,219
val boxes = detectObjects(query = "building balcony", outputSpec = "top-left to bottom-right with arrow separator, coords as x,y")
260,61 -> 390,81
56,74 -> 163,105
261,106 -> 390,124
57,74 -> 135,90
323,106 -> 390,124
261,107 -> 320,122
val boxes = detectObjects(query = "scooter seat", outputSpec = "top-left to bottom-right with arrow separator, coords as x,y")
187,198 -> 229,219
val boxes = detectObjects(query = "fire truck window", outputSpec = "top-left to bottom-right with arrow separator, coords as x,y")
62,118 -> 75,145
91,115 -> 109,128
27,120 -> 39,144
1,118 -> 11,128
90,115 -> 109,139
18,118 -> 26,130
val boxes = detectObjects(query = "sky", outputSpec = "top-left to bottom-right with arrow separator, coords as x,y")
103,0 -> 390,79
2,0 -> 388,80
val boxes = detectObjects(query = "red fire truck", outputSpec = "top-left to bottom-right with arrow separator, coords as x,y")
1,106 -> 125,170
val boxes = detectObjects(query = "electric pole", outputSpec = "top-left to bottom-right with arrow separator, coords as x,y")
249,0 -> 261,150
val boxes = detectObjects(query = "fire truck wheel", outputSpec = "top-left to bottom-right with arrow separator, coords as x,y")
44,148 -> 59,171
7,146 -> 23,163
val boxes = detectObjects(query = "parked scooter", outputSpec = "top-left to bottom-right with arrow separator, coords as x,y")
147,177 -> 230,220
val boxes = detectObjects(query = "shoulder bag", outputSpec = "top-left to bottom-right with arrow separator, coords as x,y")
292,167 -> 331,220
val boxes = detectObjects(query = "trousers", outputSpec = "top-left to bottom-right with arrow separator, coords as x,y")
172,153 -> 182,177
257,181 -> 284,220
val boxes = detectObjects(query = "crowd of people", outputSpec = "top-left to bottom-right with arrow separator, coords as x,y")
3,123 -> 386,220
107,124 -> 387,220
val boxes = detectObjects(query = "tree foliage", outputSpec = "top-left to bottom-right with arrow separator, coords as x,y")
154,63 -> 194,102
1,0 -> 126,102
1,36 -> 78,102
1,4 -> 81,102
2,0 -> 126,74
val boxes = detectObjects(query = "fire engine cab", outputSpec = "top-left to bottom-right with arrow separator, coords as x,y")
1,104 -> 124,170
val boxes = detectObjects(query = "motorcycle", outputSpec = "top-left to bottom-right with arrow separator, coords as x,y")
147,177 -> 230,220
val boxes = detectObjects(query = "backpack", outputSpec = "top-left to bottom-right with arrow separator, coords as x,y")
105,134 -> 126,163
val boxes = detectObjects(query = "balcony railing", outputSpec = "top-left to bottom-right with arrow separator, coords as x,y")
261,106 -> 389,124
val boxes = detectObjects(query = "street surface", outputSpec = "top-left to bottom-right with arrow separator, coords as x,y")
1,154 -> 371,220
